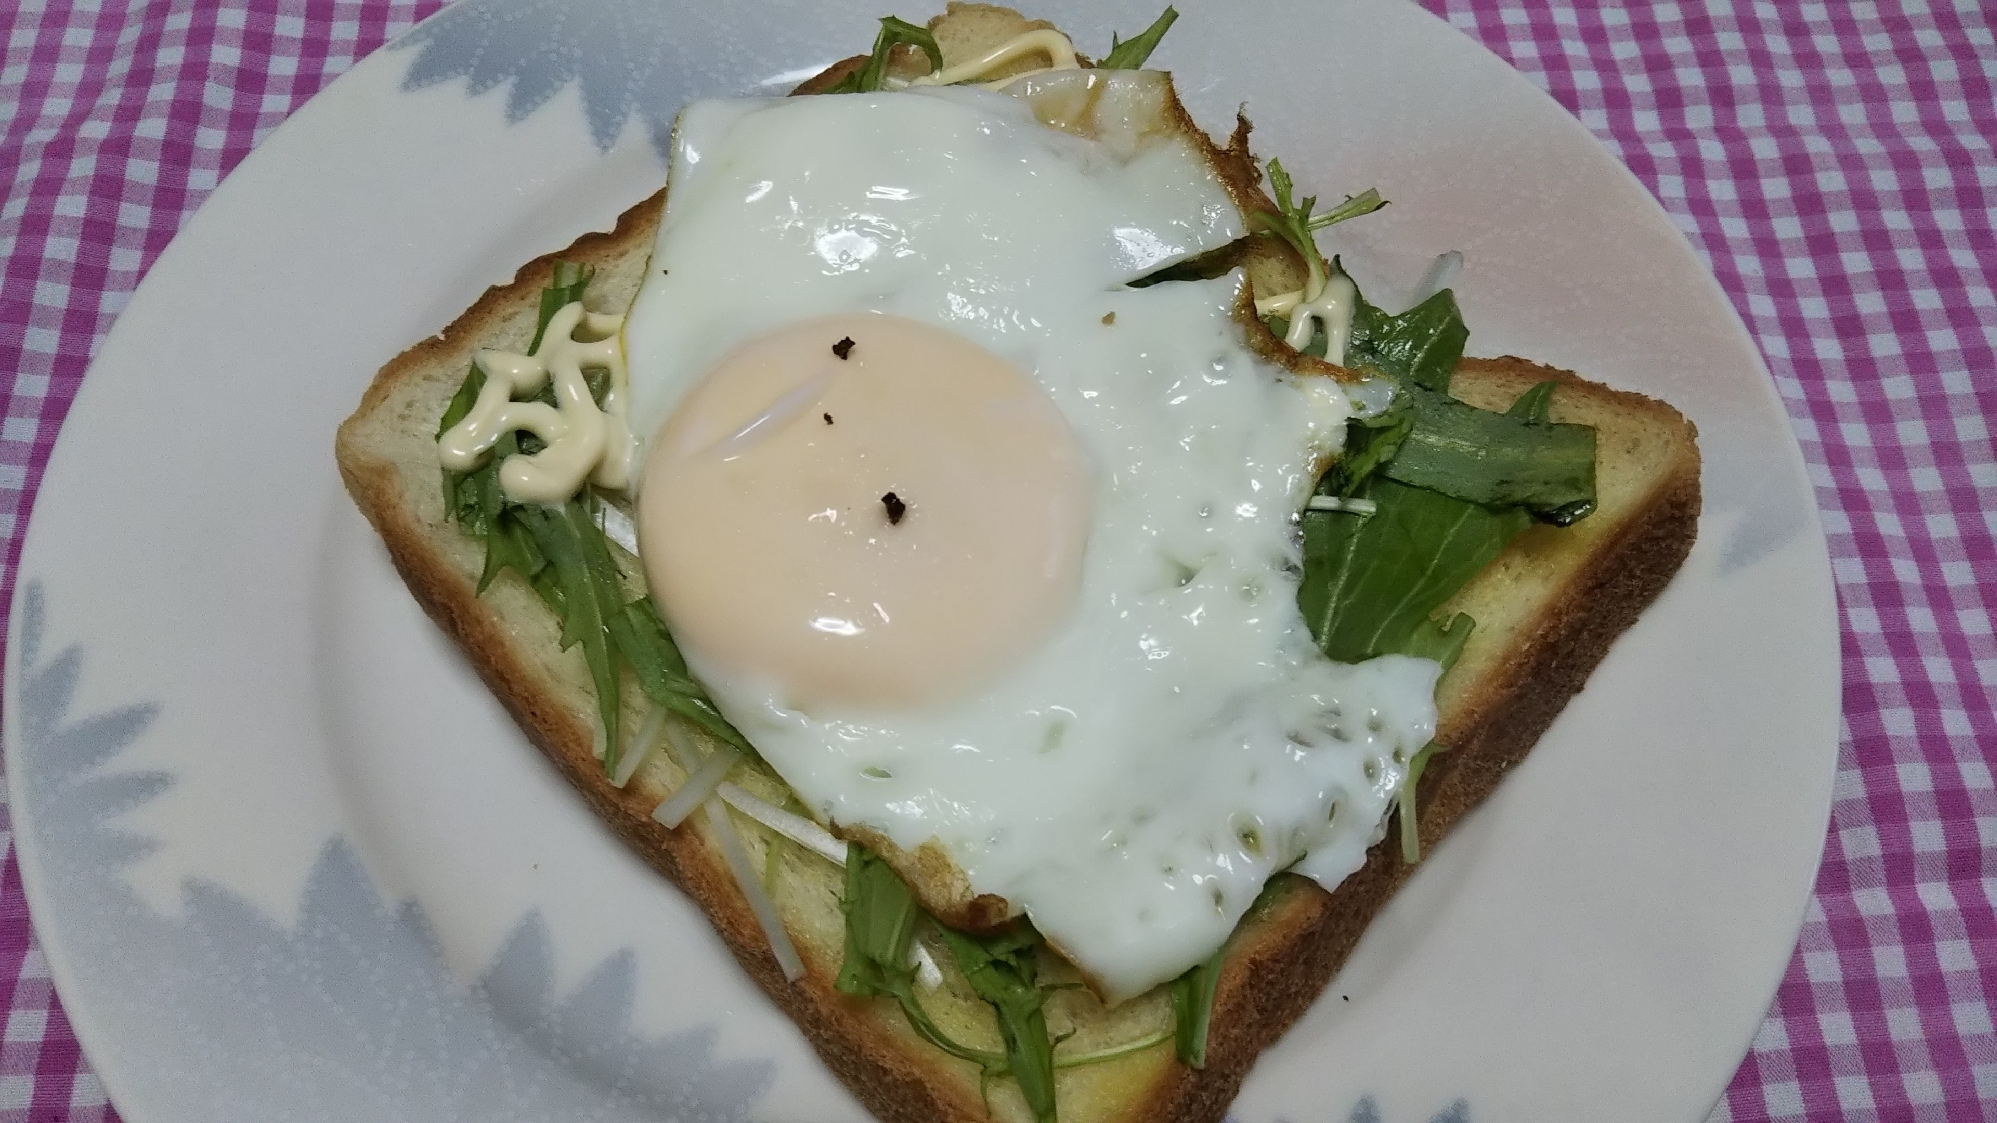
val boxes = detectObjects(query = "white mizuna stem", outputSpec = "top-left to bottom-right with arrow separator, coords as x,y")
652,743 -> 740,829
910,939 -> 945,991
1306,495 -> 1379,515
597,501 -> 640,556
1052,1027 -> 1174,1068
659,719 -> 704,784
656,720 -> 805,983
1408,250 -> 1464,306
613,704 -> 668,790
1253,287 -> 1303,318
716,782 -> 848,865
706,797 -> 807,982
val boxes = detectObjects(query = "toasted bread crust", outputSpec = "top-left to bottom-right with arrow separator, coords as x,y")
337,188 -> 1007,1123
336,12 -> 1701,1123
1123,358 -> 1702,1121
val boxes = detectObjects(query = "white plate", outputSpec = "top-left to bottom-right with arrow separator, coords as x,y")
3,1 -> 1839,1121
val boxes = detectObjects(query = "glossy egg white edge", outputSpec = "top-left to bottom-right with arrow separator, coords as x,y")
621,85 -> 1442,1000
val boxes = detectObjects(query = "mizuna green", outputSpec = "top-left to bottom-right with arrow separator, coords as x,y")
435,15 -> 1606,1109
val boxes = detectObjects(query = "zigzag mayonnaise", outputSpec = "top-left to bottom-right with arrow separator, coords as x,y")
437,302 -> 636,503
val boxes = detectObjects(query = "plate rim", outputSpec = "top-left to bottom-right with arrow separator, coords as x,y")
3,1 -> 1842,1120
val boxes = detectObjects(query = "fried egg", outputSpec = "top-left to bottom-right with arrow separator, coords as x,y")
622,74 -> 1439,1001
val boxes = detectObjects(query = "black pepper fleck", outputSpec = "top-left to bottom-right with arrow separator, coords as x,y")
823,412 -> 834,425
833,336 -> 856,360
881,491 -> 907,525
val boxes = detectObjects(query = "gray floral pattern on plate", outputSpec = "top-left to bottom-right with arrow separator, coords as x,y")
13,580 -> 773,1122
395,0 -> 767,154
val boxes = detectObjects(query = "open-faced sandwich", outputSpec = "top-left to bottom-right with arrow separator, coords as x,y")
336,5 -> 1701,1121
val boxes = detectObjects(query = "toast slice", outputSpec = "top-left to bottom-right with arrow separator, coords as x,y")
335,8 -> 1701,1122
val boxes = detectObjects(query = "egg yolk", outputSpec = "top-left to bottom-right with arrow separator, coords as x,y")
637,313 -> 1092,711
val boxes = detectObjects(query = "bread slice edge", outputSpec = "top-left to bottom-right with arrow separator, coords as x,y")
334,13 -> 1703,1121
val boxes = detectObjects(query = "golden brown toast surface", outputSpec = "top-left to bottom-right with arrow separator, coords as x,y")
335,8 -> 1700,1121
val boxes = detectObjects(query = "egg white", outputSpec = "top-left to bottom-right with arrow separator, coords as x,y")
623,82 -> 1439,1001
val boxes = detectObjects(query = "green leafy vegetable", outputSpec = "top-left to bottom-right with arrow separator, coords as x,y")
1267,263 -> 1465,382
1343,283 -> 1469,393
834,847 -> 1003,1067
1309,189 -> 1391,232
827,15 -> 944,93
1137,161 -> 1380,295
1284,272 -> 1594,520
1499,380 -> 1598,524
438,263 -> 750,776
1291,291 -> 1583,861
1250,160 -> 1324,294
1381,384 -> 1598,521
1051,1029 -> 1174,1069
937,924 -> 1060,1123
436,363 -> 484,438
472,467 -> 546,594
1170,945 -> 1224,1068
1167,872 -> 1314,1068
1099,6 -> 1178,69
1124,240 -> 1244,288
836,847 -> 1177,1117
1394,610 -> 1476,670
1507,379 -> 1559,423
1398,740 -> 1450,863
513,501 -> 624,768
1300,476 -> 1530,666
618,596 -> 752,750
441,263 -> 594,547
531,261 -> 596,352
835,844 -> 925,995
1322,397 -> 1414,497
1248,160 -> 1387,302
1243,183 -> 1596,870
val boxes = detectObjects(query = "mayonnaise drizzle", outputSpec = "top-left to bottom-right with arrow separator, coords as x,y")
1255,271 -> 1358,366
436,27 -> 1082,504
888,28 -> 1081,90
437,301 -> 636,504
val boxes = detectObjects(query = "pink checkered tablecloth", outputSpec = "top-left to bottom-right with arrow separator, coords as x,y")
1,0 -> 1991,1119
